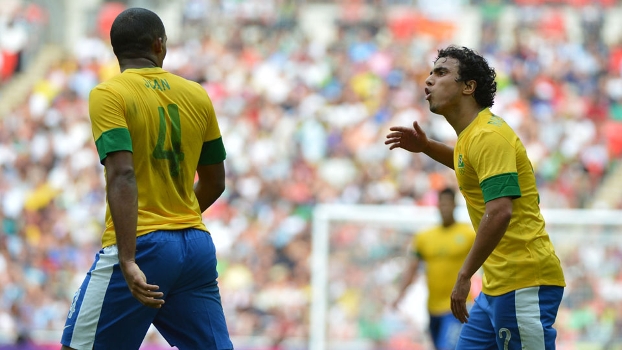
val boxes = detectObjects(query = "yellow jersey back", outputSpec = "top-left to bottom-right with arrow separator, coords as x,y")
89,68 -> 226,247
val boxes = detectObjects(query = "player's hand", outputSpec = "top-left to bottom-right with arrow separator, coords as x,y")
120,261 -> 165,308
450,275 -> 470,323
385,121 -> 430,153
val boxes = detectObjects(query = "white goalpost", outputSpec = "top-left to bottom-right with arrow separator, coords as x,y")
310,204 -> 622,350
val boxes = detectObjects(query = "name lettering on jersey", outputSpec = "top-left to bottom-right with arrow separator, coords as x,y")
144,78 -> 171,91
488,115 -> 503,127
457,154 -> 465,175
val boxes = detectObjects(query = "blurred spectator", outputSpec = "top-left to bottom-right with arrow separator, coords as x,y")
0,0 -> 47,84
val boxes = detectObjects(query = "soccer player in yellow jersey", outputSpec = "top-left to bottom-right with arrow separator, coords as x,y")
392,188 -> 475,350
60,8 -> 233,350
385,46 -> 565,349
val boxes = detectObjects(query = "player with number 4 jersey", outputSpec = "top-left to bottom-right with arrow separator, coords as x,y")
61,8 -> 232,350
90,64 -> 224,248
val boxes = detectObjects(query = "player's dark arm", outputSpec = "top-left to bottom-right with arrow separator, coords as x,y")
457,196 -> 512,280
105,150 -> 138,265
392,257 -> 420,308
194,161 -> 225,213
105,150 -> 164,308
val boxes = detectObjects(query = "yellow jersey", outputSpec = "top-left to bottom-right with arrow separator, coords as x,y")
411,222 -> 475,315
89,67 -> 226,248
454,108 -> 565,296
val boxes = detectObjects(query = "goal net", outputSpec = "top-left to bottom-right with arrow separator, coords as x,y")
310,204 -> 622,350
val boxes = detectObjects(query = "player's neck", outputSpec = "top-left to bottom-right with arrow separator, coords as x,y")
446,103 -> 485,136
119,57 -> 160,72
442,219 -> 455,228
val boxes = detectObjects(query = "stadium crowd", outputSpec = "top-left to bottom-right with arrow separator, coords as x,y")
0,0 -> 621,348
0,0 -> 47,86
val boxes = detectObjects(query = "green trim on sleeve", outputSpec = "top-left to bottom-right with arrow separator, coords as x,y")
95,128 -> 133,164
198,137 -> 226,165
480,172 -> 521,203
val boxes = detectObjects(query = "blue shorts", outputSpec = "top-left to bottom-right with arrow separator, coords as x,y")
61,229 -> 233,350
456,285 -> 564,350
429,312 -> 463,350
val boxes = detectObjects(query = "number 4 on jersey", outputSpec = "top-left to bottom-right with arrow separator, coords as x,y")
153,104 -> 184,176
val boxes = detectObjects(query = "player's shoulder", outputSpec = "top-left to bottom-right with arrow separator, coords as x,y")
467,116 -> 517,148
91,72 -> 129,92
477,111 -> 518,136
163,71 -> 206,92
416,225 -> 439,240
89,78 -> 122,100
166,73 -> 213,107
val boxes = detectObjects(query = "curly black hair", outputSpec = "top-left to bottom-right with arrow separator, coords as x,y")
435,46 -> 497,108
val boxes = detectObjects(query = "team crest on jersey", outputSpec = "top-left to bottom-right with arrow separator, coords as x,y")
457,154 -> 465,175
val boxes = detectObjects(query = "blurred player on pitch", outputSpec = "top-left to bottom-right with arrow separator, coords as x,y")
392,187 -> 475,350
386,46 -> 565,349
60,8 -> 232,349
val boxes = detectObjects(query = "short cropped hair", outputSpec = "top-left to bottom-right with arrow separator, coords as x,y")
110,8 -> 165,60
435,46 -> 497,108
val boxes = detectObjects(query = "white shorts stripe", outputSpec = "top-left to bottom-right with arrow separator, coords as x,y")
70,246 -> 118,349
515,286 -> 545,349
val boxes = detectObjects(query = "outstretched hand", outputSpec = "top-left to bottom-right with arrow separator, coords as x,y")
385,121 -> 430,153
120,261 -> 165,308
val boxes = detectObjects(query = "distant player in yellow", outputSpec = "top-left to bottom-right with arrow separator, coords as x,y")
392,187 -> 475,350
386,46 -> 565,349
60,8 -> 233,350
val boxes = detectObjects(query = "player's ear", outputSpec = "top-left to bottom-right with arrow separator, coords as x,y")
463,80 -> 476,96
153,37 -> 164,54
